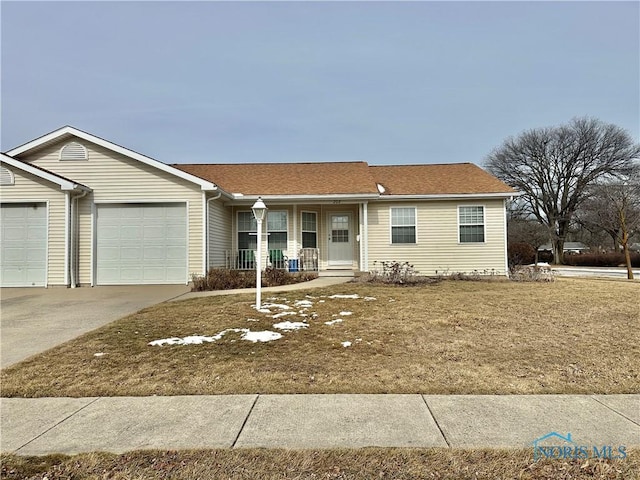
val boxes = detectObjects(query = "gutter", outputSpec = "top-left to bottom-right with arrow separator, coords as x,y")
204,191 -> 223,272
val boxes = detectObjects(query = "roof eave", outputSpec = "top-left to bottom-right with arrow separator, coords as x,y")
378,192 -> 519,200
1,154 -> 92,192
6,126 -> 217,191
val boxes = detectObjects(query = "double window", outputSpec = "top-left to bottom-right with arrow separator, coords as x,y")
237,211 -> 288,250
390,207 -> 416,244
459,206 -> 485,243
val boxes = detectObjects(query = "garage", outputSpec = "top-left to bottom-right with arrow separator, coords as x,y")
96,203 -> 187,285
0,203 -> 47,287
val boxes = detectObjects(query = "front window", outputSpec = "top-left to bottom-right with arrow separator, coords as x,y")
267,211 -> 288,250
237,211 -> 257,249
302,212 -> 317,248
459,206 -> 485,243
391,207 -> 416,244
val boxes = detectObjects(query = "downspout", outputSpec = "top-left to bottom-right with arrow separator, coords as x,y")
205,191 -> 222,272
70,190 -> 88,288
64,192 -> 71,287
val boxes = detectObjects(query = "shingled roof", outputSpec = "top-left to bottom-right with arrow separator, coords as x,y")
174,161 -> 515,197
371,163 -> 515,195
175,162 -> 378,195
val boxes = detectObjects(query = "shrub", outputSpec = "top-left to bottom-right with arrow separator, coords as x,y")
191,268 -> 318,291
508,243 -> 536,266
564,252 -> 640,268
510,265 -> 555,282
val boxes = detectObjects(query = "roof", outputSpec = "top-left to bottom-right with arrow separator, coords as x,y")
175,162 -> 379,196
371,163 -> 516,196
1,153 -> 91,191
6,126 -> 218,192
176,161 -> 515,198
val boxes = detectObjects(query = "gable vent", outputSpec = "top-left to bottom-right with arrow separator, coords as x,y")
0,165 -> 15,185
60,142 -> 88,161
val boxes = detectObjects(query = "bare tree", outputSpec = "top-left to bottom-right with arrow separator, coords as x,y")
507,209 -> 549,264
485,117 -> 640,264
577,166 -> 640,279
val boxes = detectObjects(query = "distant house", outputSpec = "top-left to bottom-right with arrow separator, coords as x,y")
538,242 -> 588,254
1,126 -> 516,287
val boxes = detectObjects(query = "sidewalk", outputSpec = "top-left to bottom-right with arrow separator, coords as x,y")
2,394 -> 638,455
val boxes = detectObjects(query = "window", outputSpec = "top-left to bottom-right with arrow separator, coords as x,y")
459,206 -> 485,243
301,212 -> 317,248
238,211 -> 289,250
390,207 -> 416,244
237,211 -> 257,250
0,165 -> 14,186
267,211 -> 288,250
59,142 -> 88,161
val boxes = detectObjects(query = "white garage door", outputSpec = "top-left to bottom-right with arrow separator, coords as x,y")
96,203 -> 187,285
0,203 -> 47,287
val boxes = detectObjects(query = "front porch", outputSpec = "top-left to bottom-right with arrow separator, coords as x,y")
219,202 -> 371,274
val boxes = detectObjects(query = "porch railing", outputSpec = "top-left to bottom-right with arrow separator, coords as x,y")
224,248 -> 319,272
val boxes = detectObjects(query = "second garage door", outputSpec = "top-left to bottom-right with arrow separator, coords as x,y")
96,203 -> 187,285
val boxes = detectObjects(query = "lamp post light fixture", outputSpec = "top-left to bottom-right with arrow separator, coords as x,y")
251,197 -> 267,309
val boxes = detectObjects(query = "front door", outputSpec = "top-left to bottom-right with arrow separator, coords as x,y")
327,213 -> 353,266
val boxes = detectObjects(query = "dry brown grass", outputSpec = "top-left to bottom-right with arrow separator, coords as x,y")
2,448 -> 638,480
1,278 -> 639,397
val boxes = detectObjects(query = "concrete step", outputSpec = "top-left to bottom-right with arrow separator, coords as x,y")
318,270 -> 355,278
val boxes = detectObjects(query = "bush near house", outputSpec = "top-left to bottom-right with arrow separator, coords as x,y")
508,242 -> 536,266
564,252 -> 640,268
191,267 -> 318,291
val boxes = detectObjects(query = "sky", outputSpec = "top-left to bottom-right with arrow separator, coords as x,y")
1,1 -> 639,166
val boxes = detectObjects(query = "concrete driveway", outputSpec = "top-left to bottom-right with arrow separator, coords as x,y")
0,285 -> 190,368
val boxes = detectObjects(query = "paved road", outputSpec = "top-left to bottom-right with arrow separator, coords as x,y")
1,394 -> 638,454
551,266 -> 639,279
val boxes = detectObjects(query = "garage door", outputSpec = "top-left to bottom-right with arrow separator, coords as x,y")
96,203 -> 187,285
0,203 -> 47,287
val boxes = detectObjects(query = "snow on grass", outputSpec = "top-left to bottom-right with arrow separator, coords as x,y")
261,303 -> 291,310
329,294 -> 360,299
273,321 -> 309,331
364,297 -> 377,301
257,308 -> 272,314
324,319 -> 343,325
341,341 -> 352,347
241,330 -> 283,342
149,328 -> 282,346
339,311 -> 353,316
272,311 -> 297,319
247,318 -> 260,322
93,352 -> 106,357
294,299 -> 313,307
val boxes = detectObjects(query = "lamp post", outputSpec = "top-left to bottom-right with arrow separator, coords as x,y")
251,197 -> 267,309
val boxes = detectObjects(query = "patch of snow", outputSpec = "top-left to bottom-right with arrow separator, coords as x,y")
318,300 -> 326,303
329,294 -> 360,299
242,330 -> 283,342
527,262 -> 550,267
272,311 -> 297,319
364,297 -> 377,301
273,321 -> 309,331
294,300 -> 313,307
247,318 -> 260,322
261,303 -> 291,310
149,329 -> 248,346
325,319 -> 343,325
339,311 -> 353,316
341,341 -> 352,347
93,352 -> 106,357
257,308 -> 272,314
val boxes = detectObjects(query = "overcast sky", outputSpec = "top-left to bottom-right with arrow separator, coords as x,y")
1,1 -> 638,166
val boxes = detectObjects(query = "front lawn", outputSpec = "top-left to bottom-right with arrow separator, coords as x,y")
1,278 -> 638,397
2,448 -> 638,480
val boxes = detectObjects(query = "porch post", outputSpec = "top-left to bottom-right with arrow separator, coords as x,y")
363,201 -> 368,271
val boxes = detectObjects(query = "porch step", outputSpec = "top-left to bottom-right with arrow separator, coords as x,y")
318,270 -> 355,278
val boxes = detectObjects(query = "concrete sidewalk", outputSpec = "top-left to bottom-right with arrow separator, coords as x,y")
2,394 -> 638,455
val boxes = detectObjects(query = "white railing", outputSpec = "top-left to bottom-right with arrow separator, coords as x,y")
224,248 -> 320,272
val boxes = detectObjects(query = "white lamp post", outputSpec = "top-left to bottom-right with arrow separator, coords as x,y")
251,197 -> 267,309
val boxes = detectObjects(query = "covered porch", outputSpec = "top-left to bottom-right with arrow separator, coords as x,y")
222,202 -> 371,273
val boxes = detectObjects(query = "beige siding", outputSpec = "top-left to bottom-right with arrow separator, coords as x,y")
19,139 -> 205,284
367,200 -> 507,275
0,167 -> 67,286
208,197 -> 232,268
